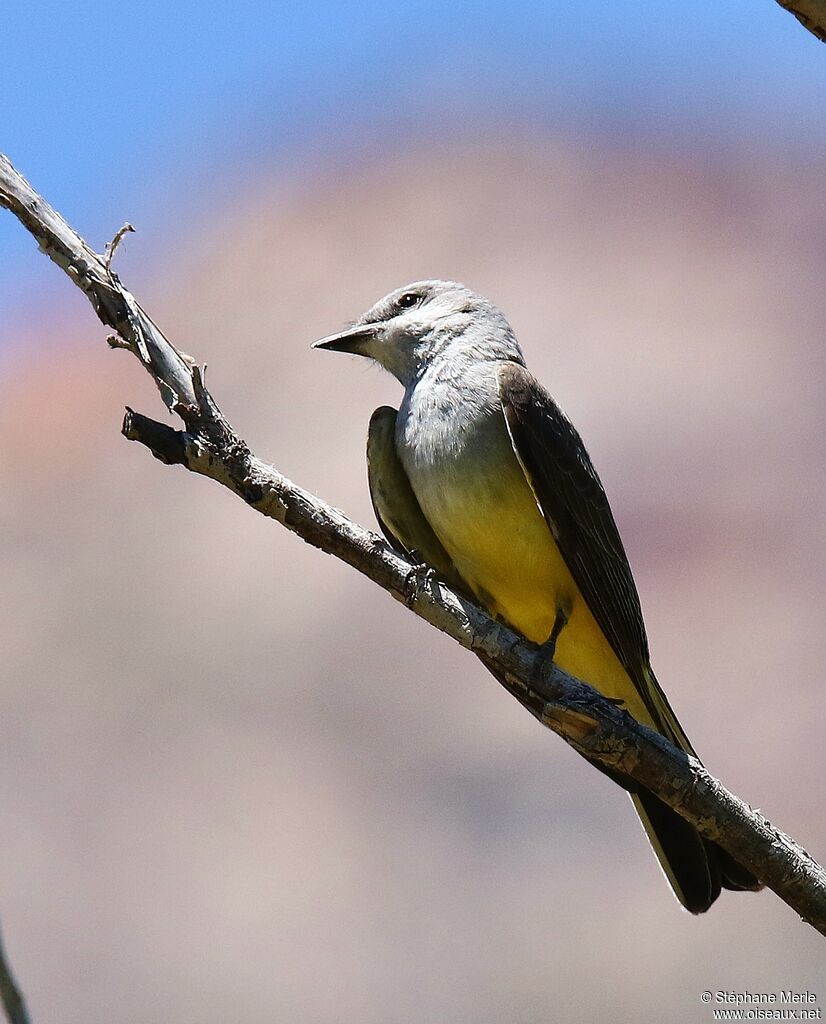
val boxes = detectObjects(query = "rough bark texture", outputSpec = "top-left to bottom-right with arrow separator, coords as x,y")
3,151 -> 826,938
775,0 -> 826,41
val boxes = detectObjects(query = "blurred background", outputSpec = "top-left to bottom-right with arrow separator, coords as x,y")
2,2 -> 825,1021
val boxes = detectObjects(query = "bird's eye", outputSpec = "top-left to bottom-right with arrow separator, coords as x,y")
396,292 -> 419,310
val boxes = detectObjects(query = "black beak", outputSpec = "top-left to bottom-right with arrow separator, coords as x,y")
312,322 -> 380,355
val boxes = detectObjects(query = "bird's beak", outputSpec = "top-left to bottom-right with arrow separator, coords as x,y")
312,322 -> 380,356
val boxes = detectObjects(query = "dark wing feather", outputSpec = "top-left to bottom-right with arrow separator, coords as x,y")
498,362 -> 696,748
498,363 -> 762,901
498,362 -> 652,694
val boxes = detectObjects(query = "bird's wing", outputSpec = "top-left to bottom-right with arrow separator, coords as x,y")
497,361 -> 690,746
367,406 -> 466,590
499,364 -> 766,901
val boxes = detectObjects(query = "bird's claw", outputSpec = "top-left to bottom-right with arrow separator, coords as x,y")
403,557 -> 438,607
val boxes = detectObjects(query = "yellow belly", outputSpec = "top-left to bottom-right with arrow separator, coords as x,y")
418,452 -> 655,729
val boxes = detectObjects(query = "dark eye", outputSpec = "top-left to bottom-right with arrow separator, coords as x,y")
396,291 -> 420,310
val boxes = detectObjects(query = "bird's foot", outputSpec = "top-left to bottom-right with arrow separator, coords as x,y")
529,605 -> 570,692
541,606 -> 570,666
407,548 -> 433,571
538,633 -> 558,666
403,556 -> 438,608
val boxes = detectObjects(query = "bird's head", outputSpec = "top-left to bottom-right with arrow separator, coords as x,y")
313,280 -> 522,386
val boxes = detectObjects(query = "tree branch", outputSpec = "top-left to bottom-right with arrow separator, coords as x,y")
0,924 -> 31,1024
3,151 -> 826,936
774,0 -> 826,41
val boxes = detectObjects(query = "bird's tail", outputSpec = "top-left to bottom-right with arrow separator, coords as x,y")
632,665 -> 762,913
630,790 -> 760,913
478,652 -> 761,912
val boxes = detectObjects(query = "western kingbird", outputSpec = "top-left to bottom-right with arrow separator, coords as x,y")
314,280 -> 760,912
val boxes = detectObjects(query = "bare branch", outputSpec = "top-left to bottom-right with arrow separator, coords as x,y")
775,0 -> 826,41
0,154 -> 194,414
3,151 -> 826,936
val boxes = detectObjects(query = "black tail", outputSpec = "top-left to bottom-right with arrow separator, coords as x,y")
632,789 -> 761,912
584,751 -> 761,912
627,665 -> 762,911
477,653 -> 762,911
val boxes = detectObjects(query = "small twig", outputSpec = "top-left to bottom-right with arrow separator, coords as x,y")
0,154 -> 194,414
103,221 -> 134,274
0,924 -> 32,1024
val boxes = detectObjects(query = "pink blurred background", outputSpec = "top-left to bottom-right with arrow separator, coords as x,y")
2,5 -> 825,1022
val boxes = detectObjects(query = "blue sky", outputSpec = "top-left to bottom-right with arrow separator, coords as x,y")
1,1 -> 823,334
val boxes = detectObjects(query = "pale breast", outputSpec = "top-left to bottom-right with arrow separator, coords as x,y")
395,360 -> 654,721
399,390 -> 572,643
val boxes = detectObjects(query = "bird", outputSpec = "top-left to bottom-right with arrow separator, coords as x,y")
313,279 -> 761,912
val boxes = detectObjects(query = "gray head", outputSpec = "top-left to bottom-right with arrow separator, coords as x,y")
313,280 -> 524,387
